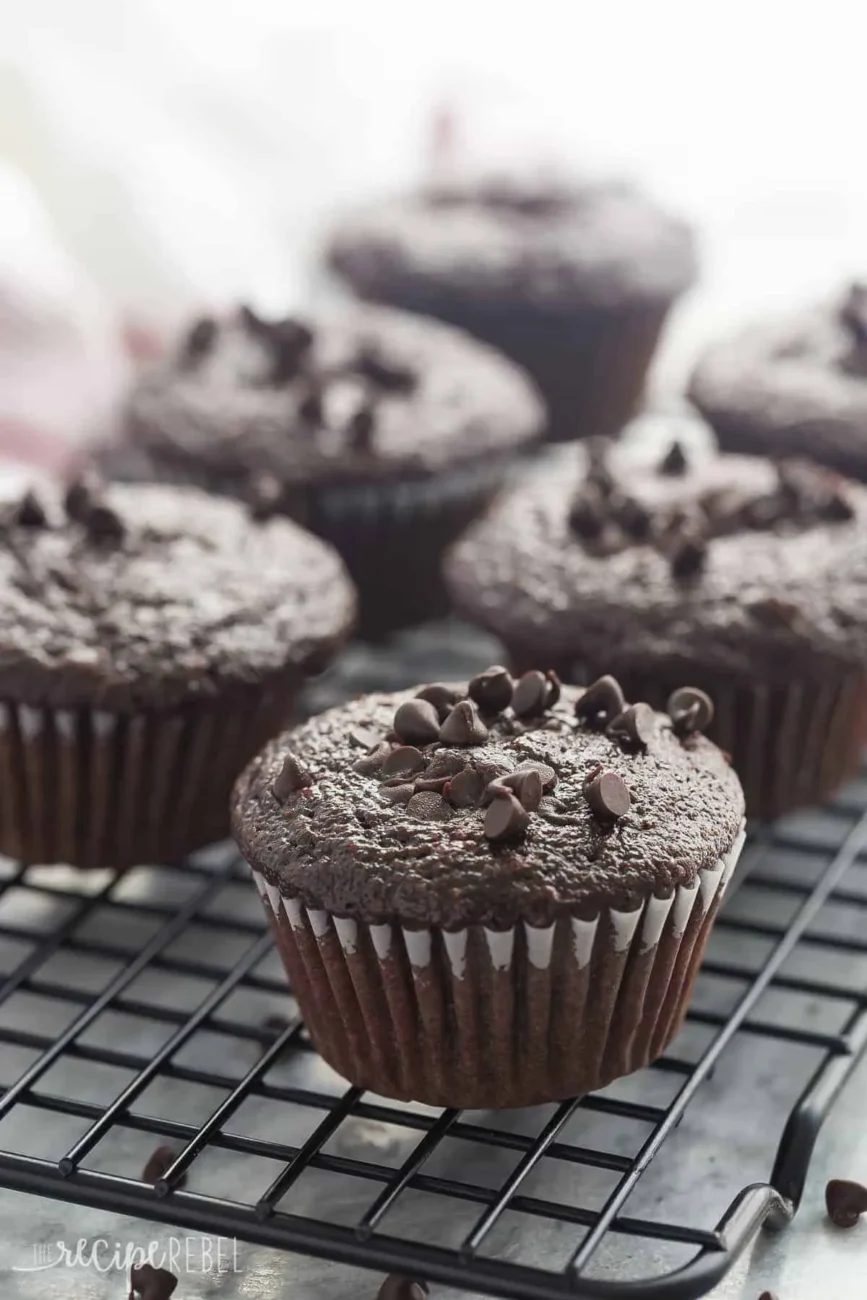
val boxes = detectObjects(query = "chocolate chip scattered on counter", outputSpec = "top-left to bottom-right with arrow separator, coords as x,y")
298,384 -> 324,423
273,753 -> 311,801
349,728 -> 378,750
749,596 -> 800,627
415,682 -> 462,720
825,1177 -> 867,1228
268,318 -> 316,384
248,473 -> 284,521
381,745 -> 427,778
86,501 -> 126,544
568,491 -> 605,540
353,742 -> 392,775
10,488 -> 47,528
393,699 -> 441,745
141,1145 -> 186,1188
182,316 -> 218,363
439,699 -> 489,745
446,766 -> 485,807
544,669 -> 562,708
484,791 -> 530,842
468,665 -> 514,713
512,670 -> 549,718
355,348 -> 417,393
670,532 -> 706,579
414,775 -> 452,793
348,403 -> 377,451
129,1262 -> 178,1300
757,1292 -> 779,1300
376,1275 -> 429,1300
407,790 -> 451,821
617,495 -> 652,539
523,761 -> 558,791
659,440 -> 688,476
607,702 -> 656,749
575,675 -> 625,729
584,769 -> 631,821
667,686 -> 715,737
823,490 -> 855,522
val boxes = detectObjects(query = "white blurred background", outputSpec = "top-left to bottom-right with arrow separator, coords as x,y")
0,0 -> 864,461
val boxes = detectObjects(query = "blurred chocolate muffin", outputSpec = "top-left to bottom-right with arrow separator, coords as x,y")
326,172 -> 696,442
99,303 -> 542,637
446,414 -> 867,818
690,283 -> 867,480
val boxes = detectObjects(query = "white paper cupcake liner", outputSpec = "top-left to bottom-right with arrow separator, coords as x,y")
250,822 -> 745,1109
0,683 -> 297,869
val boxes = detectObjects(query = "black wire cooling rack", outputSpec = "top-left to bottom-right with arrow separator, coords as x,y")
0,765 -> 867,1298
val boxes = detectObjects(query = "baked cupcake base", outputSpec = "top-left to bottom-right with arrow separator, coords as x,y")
250,825 -> 744,1108
0,679 -> 298,869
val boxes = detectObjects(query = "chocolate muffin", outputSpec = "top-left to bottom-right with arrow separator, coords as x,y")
232,672 -> 745,1109
689,283 -> 867,481
326,172 -> 696,443
445,415 -> 867,819
99,303 -> 542,636
0,475 -> 355,867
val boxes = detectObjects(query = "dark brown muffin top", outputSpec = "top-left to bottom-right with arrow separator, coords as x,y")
445,415 -> 867,679
0,477 -> 356,710
689,285 -> 867,481
114,302 -> 542,499
232,673 -> 744,929
327,173 -> 696,310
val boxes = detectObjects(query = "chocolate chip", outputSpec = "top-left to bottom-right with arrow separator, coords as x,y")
822,491 -> 855,522
841,282 -> 867,346
414,775 -> 451,793
376,1276 -> 429,1300
468,665 -> 514,714
382,783 -> 415,804
353,742 -> 392,775
512,670 -> 549,718
659,441 -> 688,475
350,728 -> 378,749
584,769 -> 631,821
667,686 -> 714,737
298,385 -> 324,423
355,348 -> 416,393
503,767 -> 544,812
575,675 -> 626,729
415,683 -> 463,721
273,753 -> 311,800
521,761 -> 558,791
825,1177 -> 867,1228
64,471 -> 102,522
439,700 -> 489,746
248,473 -> 284,521
445,767 -> 485,807
544,670 -> 561,708
749,596 -> 800,627
568,492 -> 605,541
607,702 -> 656,749
406,790 -> 451,821
129,1262 -> 178,1300
348,403 -> 377,451
10,489 -> 47,528
381,746 -> 427,778
757,1292 -> 778,1300
484,792 -> 530,842
393,699 -> 441,745
86,502 -> 126,544
182,316 -> 217,363
670,532 -> 706,579
141,1145 -> 186,1188
617,495 -> 652,539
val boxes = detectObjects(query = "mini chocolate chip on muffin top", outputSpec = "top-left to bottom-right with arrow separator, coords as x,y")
231,671 -> 743,930
0,475 -> 356,709
689,283 -> 867,481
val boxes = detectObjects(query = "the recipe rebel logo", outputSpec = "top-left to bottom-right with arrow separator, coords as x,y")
12,1234 -> 241,1276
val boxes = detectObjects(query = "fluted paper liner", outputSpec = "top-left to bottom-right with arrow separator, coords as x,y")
0,683 -> 297,869
251,823 -> 745,1109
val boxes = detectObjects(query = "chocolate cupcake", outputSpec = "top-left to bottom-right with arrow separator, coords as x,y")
326,172 -> 696,443
445,415 -> 867,819
233,672 -> 745,1109
99,303 -> 542,636
689,283 -> 867,481
0,476 -> 355,867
